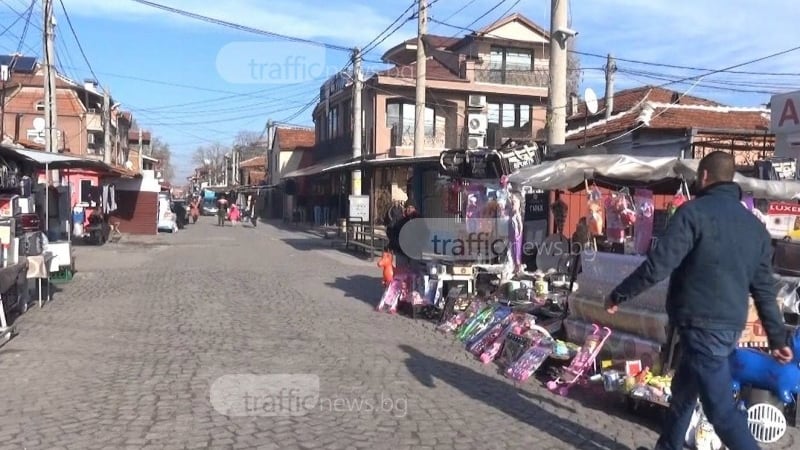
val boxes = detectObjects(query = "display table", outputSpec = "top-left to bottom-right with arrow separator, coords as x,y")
27,252 -> 54,308
0,261 -> 28,343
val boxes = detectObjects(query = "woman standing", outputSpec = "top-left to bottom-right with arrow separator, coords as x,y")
189,196 -> 200,224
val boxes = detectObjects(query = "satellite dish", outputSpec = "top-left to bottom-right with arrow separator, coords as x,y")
124,160 -> 134,170
32,117 -> 46,131
584,88 -> 599,115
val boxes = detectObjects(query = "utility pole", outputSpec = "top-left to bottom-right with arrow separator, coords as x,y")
138,128 -> 143,173
413,0 -> 427,157
604,54 -> 616,120
546,0 -> 569,148
351,47 -> 362,195
103,90 -> 112,164
43,0 -> 59,183
1,64 -> 8,140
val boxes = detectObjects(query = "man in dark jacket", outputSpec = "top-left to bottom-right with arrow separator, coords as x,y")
606,151 -> 792,450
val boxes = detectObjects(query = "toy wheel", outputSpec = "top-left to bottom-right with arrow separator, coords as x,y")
558,387 -> 569,397
547,381 -> 558,390
747,403 -> 787,443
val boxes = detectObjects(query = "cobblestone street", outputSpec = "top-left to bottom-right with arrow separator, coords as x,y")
0,219 -> 797,450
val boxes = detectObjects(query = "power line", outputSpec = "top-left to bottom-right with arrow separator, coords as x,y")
128,0 -> 353,52
361,0 -> 417,56
0,0 -> 29,38
573,49 -> 800,77
57,0 -> 101,86
450,0 -> 510,38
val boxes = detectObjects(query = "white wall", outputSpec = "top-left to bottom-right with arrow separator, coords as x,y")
109,170 -> 161,192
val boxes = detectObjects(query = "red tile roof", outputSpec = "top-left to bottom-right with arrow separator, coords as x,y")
239,155 -> 266,168
275,127 -> 315,151
566,102 -> 770,142
376,56 -> 464,82
569,86 -> 722,120
128,130 -> 152,141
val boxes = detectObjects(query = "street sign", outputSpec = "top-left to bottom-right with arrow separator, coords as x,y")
348,195 -> 369,222
771,91 -> 800,135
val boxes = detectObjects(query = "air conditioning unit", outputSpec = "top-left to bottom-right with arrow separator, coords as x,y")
87,134 -> 95,144
467,113 -> 488,135
467,135 -> 485,150
468,95 -> 487,109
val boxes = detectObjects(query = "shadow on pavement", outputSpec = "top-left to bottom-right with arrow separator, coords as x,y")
400,344 -> 633,450
325,274 -> 382,307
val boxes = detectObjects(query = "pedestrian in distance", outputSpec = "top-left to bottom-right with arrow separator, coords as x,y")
229,203 -> 241,226
605,151 -> 792,450
217,196 -> 229,227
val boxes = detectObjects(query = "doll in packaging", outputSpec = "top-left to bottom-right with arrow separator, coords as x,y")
585,183 -> 604,237
633,189 -> 654,254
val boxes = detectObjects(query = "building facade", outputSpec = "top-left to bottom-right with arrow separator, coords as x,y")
297,13 -> 552,221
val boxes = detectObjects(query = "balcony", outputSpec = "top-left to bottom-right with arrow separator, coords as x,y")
86,112 -> 103,132
389,125 -> 448,157
473,65 -> 549,88
314,134 -> 354,161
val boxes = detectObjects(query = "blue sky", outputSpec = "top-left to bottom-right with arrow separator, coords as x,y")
2,0 -> 799,180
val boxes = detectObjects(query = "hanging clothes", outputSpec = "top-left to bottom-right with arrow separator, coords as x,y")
109,185 -> 117,212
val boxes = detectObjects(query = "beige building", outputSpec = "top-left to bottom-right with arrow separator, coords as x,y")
291,13 -> 552,221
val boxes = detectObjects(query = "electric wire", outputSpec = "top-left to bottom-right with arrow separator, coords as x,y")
128,0 -> 353,52
57,0 -> 101,86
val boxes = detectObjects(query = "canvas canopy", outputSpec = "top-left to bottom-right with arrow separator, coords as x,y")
508,154 -> 800,201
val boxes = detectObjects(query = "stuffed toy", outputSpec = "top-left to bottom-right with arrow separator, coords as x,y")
730,327 -> 800,405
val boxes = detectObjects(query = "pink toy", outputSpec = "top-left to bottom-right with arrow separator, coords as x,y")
505,325 -> 554,382
547,324 -> 612,396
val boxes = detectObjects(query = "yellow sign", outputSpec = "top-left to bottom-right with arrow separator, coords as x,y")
351,172 -> 362,194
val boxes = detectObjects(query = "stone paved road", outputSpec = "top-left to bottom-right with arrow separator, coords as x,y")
0,218 -> 796,450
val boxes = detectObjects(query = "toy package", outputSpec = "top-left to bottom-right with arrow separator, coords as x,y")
585,182 -> 604,239
633,189 -> 654,255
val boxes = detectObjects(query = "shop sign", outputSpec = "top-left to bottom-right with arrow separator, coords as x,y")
768,201 -> 800,215
771,91 -> 800,135
524,190 -> 548,221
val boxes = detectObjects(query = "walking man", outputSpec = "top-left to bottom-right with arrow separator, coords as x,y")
605,151 -> 792,450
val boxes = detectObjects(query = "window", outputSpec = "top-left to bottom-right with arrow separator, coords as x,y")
487,103 -> 533,128
80,179 -> 93,204
386,101 -> 441,145
327,106 -> 339,139
487,47 -> 533,84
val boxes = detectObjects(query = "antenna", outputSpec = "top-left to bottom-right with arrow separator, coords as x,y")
582,88 -> 599,147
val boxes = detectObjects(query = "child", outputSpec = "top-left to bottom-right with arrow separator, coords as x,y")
377,246 -> 395,287
228,203 -> 241,225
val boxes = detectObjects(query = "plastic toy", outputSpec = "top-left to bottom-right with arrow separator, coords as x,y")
456,305 -> 498,341
463,307 -> 512,346
547,324 -> 612,396
377,250 -> 395,286
505,326 -> 554,382
730,327 -> 800,405
468,319 -> 511,356
376,278 -> 402,313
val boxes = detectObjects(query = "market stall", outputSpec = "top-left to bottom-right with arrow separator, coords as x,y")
508,154 -> 800,438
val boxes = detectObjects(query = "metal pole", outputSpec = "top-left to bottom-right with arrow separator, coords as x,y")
351,47 -> 362,196
413,0 -> 427,157
546,0 -> 569,148
604,54 -> 616,120
43,0 -> 59,183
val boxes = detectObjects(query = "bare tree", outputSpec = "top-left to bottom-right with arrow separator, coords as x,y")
192,143 -> 228,185
233,130 -> 264,161
150,137 -> 175,183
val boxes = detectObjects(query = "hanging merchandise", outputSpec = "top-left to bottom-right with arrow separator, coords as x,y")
585,182 -> 604,237
617,188 -> 637,228
633,189 -> 654,255
667,180 -> 691,218
605,192 -> 626,244
551,196 -> 568,235
465,194 -> 480,233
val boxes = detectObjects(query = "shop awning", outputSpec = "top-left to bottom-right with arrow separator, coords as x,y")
11,147 -> 113,171
282,155 -> 360,178
363,155 -> 439,167
509,154 -> 800,201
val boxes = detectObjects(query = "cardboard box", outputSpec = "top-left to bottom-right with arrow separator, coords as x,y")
739,297 -> 774,347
